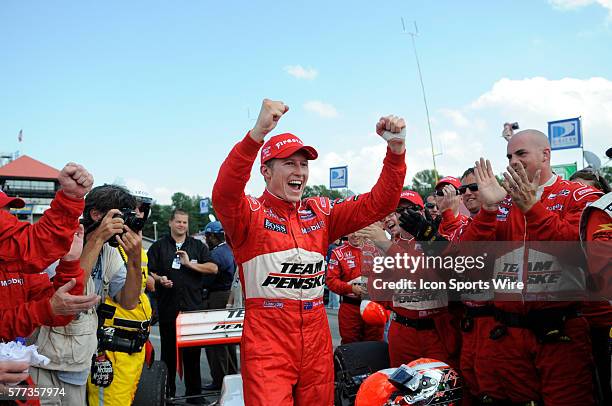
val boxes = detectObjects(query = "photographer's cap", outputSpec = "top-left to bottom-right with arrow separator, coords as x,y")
261,133 -> 318,164
204,221 -> 224,234
435,176 -> 461,190
399,190 -> 424,209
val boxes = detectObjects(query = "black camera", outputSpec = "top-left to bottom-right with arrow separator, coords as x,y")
511,122 -> 519,130
435,189 -> 460,197
97,325 -> 149,354
107,208 -> 146,247
96,303 -> 149,354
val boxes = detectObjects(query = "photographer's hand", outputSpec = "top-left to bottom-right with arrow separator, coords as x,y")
81,209 -> 125,281
115,228 -> 142,310
88,209 -> 125,244
117,228 -> 142,260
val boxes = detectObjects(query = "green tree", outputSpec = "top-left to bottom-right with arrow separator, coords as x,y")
601,166 -> 612,185
411,169 -> 442,198
302,184 -> 343,199
143,194 -> 217,239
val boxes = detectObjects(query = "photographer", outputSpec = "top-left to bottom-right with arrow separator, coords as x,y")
86,189 -> 154,406
31,185 -> 142,406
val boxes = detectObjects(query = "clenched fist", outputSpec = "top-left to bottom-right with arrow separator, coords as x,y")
59,162 -> 94,199
376,115 -> 406,154
250,99 -> 289,143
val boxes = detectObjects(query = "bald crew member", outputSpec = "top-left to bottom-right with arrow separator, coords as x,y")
463,129 -> 602,405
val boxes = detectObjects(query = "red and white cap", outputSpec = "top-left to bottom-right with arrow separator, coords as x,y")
435,176 -> 461,190
260,133 -> 318,164
0,191 -> 25,209
399,190 -> 424,208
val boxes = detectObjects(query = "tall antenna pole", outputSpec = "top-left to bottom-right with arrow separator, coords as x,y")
402,19 -> 439,181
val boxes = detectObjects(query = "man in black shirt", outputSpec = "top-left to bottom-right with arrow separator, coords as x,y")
148,209 -> 218,402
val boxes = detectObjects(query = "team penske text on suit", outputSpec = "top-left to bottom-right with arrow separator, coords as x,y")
463,175 -> 602,405
212,132 -> 405,406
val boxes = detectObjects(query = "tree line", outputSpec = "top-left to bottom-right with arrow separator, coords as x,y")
144,167 -> 612,240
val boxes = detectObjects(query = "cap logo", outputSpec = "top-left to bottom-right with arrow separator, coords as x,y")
275,138 -> 303,149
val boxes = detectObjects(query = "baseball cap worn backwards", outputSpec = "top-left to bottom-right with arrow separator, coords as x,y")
260,133 -> 318,164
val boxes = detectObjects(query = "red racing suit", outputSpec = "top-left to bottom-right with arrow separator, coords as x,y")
0,259 -> 85,341
465,175 -> 601,404
0,190 -> 84,274
326,241 -> 383,344
439,209 -> 497,400
375,237 -> 459,368
580,192 -> 612,405
212,132 -> 406,406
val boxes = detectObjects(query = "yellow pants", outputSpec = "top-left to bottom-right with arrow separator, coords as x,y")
87,348 -> 145,406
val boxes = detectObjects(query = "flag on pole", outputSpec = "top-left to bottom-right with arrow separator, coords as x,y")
18,129 -> 23,142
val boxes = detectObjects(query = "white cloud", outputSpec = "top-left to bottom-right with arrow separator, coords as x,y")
283,65 -> 318,80
124,177 -> 198,205
429,76 -> 612,178
439,108 -> 470,127
283,77 -> 612,195
303,100 -> 339,118
307,142 -> 410,192
548,0 -> 612,17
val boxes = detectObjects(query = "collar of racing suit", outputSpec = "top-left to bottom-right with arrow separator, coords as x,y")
536,174 -> 558,200
260,188 -> 302,216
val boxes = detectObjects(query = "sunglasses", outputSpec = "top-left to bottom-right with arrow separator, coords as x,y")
458,183 -> 478,194
396,205 -> 422,213
424,202 -> 437,209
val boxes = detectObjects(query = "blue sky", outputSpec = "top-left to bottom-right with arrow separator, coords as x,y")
1,0 -> 611,203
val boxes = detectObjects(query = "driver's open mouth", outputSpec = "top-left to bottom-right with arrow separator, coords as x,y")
287,180 -> 303,191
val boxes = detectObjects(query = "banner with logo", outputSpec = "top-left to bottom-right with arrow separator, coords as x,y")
548,117 -> 582,151
199,198 -> 210,214
330,166 -> 348,189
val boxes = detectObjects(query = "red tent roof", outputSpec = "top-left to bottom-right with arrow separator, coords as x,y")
0,155 -> 60,180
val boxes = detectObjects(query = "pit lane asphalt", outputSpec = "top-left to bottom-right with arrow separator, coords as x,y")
148,307 -> 341,402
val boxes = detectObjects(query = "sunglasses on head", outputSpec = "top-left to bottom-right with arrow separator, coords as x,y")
458,183 -> 478,194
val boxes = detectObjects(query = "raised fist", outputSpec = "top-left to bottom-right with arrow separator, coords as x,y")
376,115 -> 406,154
250,99 -> 289,142
58,162 -> 94,199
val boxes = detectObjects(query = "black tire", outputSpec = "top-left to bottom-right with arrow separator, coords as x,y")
334,341 -> 390,406
133,360 -> 167,406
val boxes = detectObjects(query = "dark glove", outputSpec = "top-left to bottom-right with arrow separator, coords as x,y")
398,208 -> 440,241
398,209 -> 447,255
